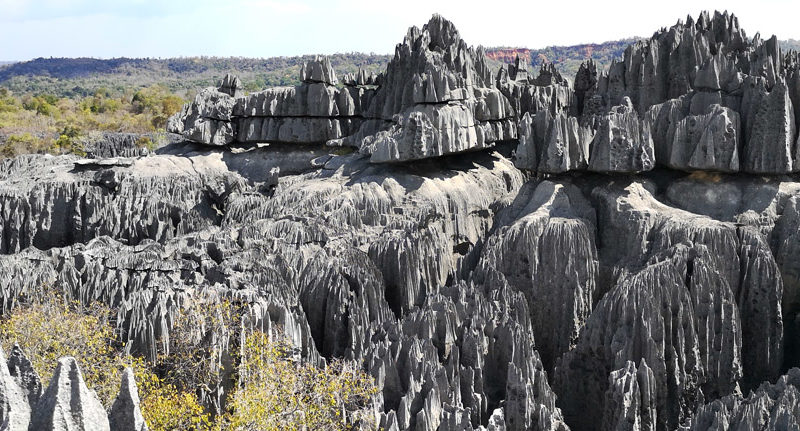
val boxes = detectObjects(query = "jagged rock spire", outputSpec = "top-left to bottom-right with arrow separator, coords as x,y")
218,73 -> 242,98
300,55 -> 338,86
0,345 -> 31,431
7,344 -> 41,410
109,368 -> 148,431
30,357 -> 110,431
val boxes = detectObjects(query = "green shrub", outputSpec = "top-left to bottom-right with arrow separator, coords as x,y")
22,95 -> 58,116
1,133 -> 48,158
136,136 -> 157,152
0,286 -> 127,406
0,88 -> 19,113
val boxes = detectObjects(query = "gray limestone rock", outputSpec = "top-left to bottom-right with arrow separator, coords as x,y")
574,60 -> 598,116
237,116 -> 363,144
7,345 -> 41,409
343,15 -> 518,162
682,368 -> 800,430
341,69 -> 380,87
602,360 -> 656,431
109,368 -> 148,431
233,84 -> 372,118
0,346 -> 31,431
515,111 -> 593,173
30,357 -> 110,431
0,353 -> 149,431
555,242 -> 727,431
553,178 -> 791,431
2,11 -> 800,431
365,104 -> 496,163
169,59 -> 375,147
585,11 -> 747,115
497,62 -> 577,119
741,77 -> 799,173
168,87 -> 236,146
646,98 -> 741,172
218,73 -> 243,98
300,56 -> 338,86
0,152 -> 240,253
587,100 -> 655,173
670,104 -> 741,172
574,11 -> 800,174
479,180 -> 597,371
80,133 -> 153,158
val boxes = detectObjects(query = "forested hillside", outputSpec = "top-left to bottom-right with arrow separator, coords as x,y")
0,54 -> 391,98
0,40 -> 638,99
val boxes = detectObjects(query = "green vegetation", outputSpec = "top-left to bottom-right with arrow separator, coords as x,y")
0,54 -> 391,158
229,332 -> 378,430
0,54 -> 391,98
2,37 -> 799,100
0,286 -> 212,429
0,45 -> 633,156
0,287 -> 377,431
0,286 -> 129,406
0,85 -> 185,158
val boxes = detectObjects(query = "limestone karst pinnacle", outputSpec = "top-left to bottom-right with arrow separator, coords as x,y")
168,11 -> 800,174
0,10 -> 799,431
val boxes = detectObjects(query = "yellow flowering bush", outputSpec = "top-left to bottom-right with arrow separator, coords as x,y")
0,286 -> 210,430
227,331 -> 378,430
0,287 -> 378,431
0,288 -> 121,405
136,368 -> 215,431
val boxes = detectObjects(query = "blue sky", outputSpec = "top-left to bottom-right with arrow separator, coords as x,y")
1,0 -> 799,61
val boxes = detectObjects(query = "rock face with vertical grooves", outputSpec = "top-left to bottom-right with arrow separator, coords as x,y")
0,346 -> 31,431
3,10 -> 800,431
168,56 -> 375,146
682,368 -> 800,430
478,180 -> 597,372
109,368 -> 148,431
587,99 -> 655,173
515,111 -> 593,173
602,360 -> 657,431
0,350 -> 149,431
351,15 -> 517,162
511,10 -> 800,175
30,357 -> 110,431
646,98 -> 741,172
553,178 -> 793,431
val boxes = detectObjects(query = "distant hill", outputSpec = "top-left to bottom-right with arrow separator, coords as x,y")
488,38 -> 800,80
486,38 -> 641,79
0,54 -> 391,98
3,38 -> 800,98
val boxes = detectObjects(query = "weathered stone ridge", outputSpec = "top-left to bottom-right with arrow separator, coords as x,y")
0,345 -> 148,431
169,11 -> 800,175
3,10 -> 800,431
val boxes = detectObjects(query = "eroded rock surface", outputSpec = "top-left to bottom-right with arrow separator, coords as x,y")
3,10 -> 800,431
